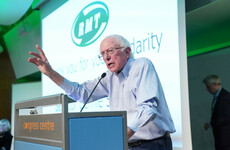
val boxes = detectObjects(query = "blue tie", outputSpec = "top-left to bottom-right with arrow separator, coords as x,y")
211,96 -> 217,113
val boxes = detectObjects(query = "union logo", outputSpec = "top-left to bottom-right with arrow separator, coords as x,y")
71,1 -> 109,47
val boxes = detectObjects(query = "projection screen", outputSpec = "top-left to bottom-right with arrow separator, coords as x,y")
41,0 -> 192,149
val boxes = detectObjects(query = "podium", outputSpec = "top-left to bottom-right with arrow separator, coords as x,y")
14,94 -> 128,150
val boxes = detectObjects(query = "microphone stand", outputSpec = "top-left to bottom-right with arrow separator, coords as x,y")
80,73 -> 106,112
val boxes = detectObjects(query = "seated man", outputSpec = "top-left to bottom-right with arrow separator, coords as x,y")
0,119 -> 13,150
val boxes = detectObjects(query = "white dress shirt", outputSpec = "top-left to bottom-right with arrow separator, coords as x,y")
60,57 -> 175,142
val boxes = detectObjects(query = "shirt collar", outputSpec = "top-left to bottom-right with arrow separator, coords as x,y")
113,57 -> 134,79
214,87 -> 222,98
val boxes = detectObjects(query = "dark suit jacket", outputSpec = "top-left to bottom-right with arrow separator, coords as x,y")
0,131 -> 13,150
211,88 -> 230,150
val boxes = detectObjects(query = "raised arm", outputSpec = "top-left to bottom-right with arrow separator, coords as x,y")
28,45 -> 64,85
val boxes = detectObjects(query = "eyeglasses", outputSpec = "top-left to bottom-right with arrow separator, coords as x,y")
98,47 -> 125,60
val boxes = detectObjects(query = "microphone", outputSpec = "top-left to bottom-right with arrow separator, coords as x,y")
80,72 -> 106,112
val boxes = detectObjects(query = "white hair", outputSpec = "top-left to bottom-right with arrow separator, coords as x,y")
0,119 -> 11,131
102,34 -> 134,58
203,74 -> 221,85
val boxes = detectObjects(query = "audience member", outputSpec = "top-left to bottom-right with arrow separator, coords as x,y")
0,119 -> 13,150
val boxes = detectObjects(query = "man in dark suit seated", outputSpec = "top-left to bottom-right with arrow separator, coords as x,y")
0,119 -> 13,150
203,75 -> 230,150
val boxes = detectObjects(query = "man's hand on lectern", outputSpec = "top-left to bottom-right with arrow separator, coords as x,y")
127,127 -> 135,139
